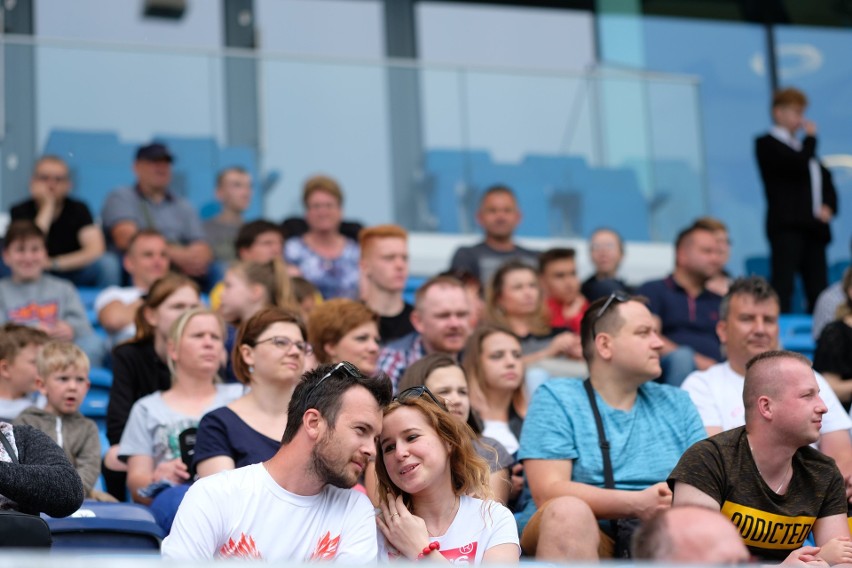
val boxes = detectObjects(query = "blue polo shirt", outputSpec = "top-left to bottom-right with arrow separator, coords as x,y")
637,275 -> 722,361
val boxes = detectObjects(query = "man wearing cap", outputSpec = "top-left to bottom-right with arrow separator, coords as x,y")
101,142 -> 212,278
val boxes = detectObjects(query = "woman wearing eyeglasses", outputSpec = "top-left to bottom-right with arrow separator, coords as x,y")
307,299 -> 381,377
194,307 -> 309,479
375,387 -> 520,564
218,258 -> 300,380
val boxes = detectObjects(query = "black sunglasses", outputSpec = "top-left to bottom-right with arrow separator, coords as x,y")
395,385 -> 448,412
592,290 -> 631,336
305,361 -> 361,400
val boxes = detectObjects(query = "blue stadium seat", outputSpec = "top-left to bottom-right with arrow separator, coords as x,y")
80,389 -> 109,419
778,314 -> 815,359
89,367 -> 113,390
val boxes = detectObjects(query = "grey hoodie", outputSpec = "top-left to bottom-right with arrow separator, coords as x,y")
14,406 -> 101,495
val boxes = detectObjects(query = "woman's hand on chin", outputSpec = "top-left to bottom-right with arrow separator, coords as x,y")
376,494 -> 431,560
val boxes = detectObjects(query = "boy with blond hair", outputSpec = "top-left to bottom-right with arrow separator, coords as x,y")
0,323 -> 48,420
15,341 -> 111,500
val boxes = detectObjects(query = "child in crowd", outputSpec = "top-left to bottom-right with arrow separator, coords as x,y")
0,220 -> 106,367
539,248 -> 588,334
0,323 -> 48,420
15,341 -> 115,501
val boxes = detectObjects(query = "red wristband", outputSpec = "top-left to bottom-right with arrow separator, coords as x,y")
417,542 -> 440,560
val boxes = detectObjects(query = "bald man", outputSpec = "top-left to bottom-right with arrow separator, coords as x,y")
632,506 -> 750,564
669,350 -> 852,565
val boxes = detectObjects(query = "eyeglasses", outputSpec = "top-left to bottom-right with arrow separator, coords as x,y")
395,385 -> 448,412
255,336 -> 313,356
305,361 -> 361,399
592,290 -> 631,336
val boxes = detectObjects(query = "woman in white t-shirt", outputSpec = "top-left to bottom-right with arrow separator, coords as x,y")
375,387 -> 520,564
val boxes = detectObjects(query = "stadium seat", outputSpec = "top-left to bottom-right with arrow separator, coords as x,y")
778,314 -> 815,359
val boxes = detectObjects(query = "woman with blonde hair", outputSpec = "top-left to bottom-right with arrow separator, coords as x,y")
375,388 -> 519,563
194,306 -> 309,477
103,273 -> 201,500
219,258 -> 294,380
119,307 -> 241,529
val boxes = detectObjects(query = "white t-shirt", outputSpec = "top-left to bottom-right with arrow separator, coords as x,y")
94,286 -> 144,343
378,496 -> 520,564
681,361 -> 852,438
482,421 -> 519,455
162,463 -> 378,562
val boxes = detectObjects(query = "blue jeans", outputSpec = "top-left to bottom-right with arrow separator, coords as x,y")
52,253 -> 122,288
658,346 -> 697,387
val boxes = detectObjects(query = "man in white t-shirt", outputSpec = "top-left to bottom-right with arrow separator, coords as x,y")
681,276 -> 852,484
95,229 -> 169,344
162,362 -> 393,561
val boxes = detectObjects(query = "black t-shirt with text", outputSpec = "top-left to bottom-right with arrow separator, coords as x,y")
668,427 -> 846,562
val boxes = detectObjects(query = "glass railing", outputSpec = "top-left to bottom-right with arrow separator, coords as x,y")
0,35 -> 706,244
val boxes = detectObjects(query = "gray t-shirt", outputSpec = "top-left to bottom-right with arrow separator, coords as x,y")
202,218 -> 239,263
0,274 -> 93,339
118,384 -> 243,466
101,186 -> 206,248
449,241 -> 539,287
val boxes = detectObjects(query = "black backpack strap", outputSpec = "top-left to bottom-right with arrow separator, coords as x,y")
583,378 -> 618,537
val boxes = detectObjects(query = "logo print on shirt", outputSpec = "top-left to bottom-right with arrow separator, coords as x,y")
310,531 -> 341,560
721,501 -> 815,550
9,301 -> 59,326
440,541 -> 478,564
219,533 -> 262,559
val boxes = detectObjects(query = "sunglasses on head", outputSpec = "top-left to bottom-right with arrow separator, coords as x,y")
592,290 -> 631,336
305,361 -> 361,400
394,385 -> 448,412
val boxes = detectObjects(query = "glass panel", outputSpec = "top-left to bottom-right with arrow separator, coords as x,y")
774,25 -> 852,266
643,16 -> 772,275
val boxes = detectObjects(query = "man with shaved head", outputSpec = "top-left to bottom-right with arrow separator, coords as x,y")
669,350 -> 852,565
631,506 -> 750,564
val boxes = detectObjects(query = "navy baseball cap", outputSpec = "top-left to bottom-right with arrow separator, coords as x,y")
136,143 -> 174,162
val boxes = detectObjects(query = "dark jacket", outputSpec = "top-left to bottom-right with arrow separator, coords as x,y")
755,133 -> 837,242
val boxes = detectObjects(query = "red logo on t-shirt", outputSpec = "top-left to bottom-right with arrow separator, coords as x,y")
219,533 -> 262,559
9,301 -> 58,325
440,542 -> 478,564
310,531 -> 341,560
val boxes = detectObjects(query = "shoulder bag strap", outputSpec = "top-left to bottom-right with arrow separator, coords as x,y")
0,430 -> 19,465
583,378 -> 619,536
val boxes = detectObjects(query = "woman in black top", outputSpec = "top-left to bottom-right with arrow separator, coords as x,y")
102,274 -> 201,499
814,269 -> 852,409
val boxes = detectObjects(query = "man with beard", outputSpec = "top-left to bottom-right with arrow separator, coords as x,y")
162,362 -> 392,561
637,222 -> 725,386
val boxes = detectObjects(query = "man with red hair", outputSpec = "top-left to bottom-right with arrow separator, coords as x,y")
359,225 -> 414,343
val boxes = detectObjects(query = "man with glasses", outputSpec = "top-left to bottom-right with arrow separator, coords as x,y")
9,155 -> 120,287
516,293 -> 705,561
163,362 -> 392,561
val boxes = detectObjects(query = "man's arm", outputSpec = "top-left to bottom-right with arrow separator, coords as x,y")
98,297 -> 143,333
671,480 -> 721,508
167,240 -> 212,277
52,225 -> 106,271
111,220 -> 139,252
524,459 -> 671,521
